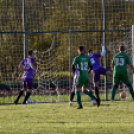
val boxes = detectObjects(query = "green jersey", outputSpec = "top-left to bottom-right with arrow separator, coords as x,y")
72,54 -> 92,78
112,52 -> 131,75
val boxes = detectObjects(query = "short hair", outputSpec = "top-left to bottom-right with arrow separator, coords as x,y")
119,45 -> 125,52
88,50 -> 93,53
28,50 -> 33,56
78,45 -> 85,52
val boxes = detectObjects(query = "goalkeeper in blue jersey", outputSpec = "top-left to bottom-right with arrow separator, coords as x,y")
69,66 -> 96,106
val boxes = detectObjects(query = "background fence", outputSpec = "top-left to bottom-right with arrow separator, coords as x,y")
0,0 -> 134,103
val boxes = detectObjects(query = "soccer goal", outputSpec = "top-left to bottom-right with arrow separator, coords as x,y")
0,0 -> 134,104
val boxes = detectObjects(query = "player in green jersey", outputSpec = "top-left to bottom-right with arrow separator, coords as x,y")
111,45 -> 134,101
72,45 -> 100,109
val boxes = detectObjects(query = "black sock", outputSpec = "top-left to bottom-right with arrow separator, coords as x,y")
95,87 -> 100,99
16,90 -> 24,102
70,91 -> 75,101
23,92 -> 31,104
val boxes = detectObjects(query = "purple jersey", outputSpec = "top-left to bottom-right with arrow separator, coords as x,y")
89,53 -> 102,70
21,57 -> 35,78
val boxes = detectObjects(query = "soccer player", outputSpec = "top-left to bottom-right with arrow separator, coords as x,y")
72,45 -> 100,109
88,43 -> 112,99
14,50 -> 38,104
111,45 -> 134,101
69,66 -> 96,106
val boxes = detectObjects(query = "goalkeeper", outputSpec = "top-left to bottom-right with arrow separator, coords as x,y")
111,45 -> 134,101
88,43 -> 112,100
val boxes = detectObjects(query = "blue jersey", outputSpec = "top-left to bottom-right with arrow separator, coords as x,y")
21,57 -> 35,78
89,53 -> 102,70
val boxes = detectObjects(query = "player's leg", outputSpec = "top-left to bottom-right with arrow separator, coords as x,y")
87,83 -> 96,105
22,78 -> 33,104
82,79 -> 100,107
105,71 -> 113,77
69,78 -> 76,105
126,84 -> 134,99
75,77 -> 83,109
93,69 -> 101,99
111,76 -> 120,101
70,90 -> 75,106
14,79 -> 27,104
88,90 -> 96,105
122,75 -> 134,99
22,89 -> 32,104
111,85 -> 118,101
94,82 -> 100,99
99,67 -> 113,77
82,87 -> 100,107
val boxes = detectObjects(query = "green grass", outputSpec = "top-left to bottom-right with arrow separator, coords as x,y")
0,92 -> 132,104
0,101 -> 134,134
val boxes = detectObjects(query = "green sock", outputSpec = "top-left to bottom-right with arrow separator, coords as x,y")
111,88 -> 116,100
75,91 -> 82,107
83,90 -> 96,100
128,86 -> 134,99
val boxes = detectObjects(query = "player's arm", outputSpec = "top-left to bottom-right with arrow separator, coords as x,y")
112,58 -> 115,71
72,65 -> 76,75
126,56 -> 134,73
30,63 -> 39,74
72,57 -> 77,75
101,43 -> 106,56
18,62 -> 24,72
29,59 -> 39,74
128,64 -> 134,72
88,58 -> 93,73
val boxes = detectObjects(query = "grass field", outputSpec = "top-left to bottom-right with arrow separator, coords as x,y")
0,101 -> 134,134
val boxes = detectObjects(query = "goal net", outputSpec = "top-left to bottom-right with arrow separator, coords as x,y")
0,0 -> 134,103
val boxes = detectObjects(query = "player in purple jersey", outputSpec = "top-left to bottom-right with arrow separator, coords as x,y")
88,44 -> 112,99
14,50 -> 39,104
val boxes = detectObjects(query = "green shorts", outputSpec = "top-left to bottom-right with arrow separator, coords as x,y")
75,76 -> 89,88
113,74 -> 131,86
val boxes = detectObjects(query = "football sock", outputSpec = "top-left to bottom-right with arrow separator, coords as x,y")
111,88 -> 116,100
83,90 -> 97,100
95,87 -> 100,99
70,91 -> 75,102
88,91 -> 94,101
128,86 -> 134,98
75,91 -> 82,107
16,90 -> 24,102
23,92 -> 31,104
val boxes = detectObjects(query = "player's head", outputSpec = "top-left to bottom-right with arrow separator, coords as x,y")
77,45 -> 85,54
119,45 -> 125,52
28,50 -> 34,57
88,49 -> 93,56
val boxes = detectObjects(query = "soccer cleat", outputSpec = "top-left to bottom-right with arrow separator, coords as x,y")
91,100 -> 96,105
96,98 -> 100,107
69,101 -> 73,106
77,105 -> 83,109
22,102 -> 26,105
14,100 -> 18,104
